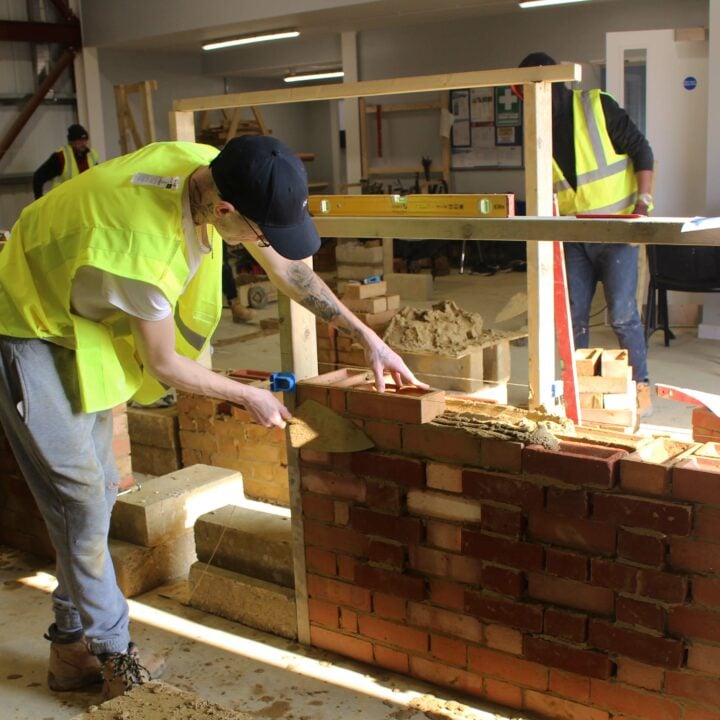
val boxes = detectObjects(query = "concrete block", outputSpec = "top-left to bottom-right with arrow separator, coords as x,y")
335,241 -> 384,265
188,562 -> 297,640
109,532 -> 196,598
71,681 -> 252,719
195,505 -> 294,587
110,465 -> 244,547
385,272 -> 433,300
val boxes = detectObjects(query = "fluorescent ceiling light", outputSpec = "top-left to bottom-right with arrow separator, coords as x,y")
202,29 -> 299,51
284,70 -> 345,83
519,0 -> 591,7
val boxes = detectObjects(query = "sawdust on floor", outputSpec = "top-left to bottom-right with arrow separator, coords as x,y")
383,300 -> 517,356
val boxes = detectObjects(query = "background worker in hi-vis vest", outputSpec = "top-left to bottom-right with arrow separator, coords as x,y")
517,52 -> 655,418
32,123 -> 100,198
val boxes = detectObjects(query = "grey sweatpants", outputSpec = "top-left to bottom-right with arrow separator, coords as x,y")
0,337 -> 130,655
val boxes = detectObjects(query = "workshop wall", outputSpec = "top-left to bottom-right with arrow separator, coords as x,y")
295,378 -> 720,720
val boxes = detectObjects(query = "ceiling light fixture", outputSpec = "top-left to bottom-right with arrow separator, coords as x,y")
519,0 -> 591,8
202,29 -> 300,51
283,70 -> 345,83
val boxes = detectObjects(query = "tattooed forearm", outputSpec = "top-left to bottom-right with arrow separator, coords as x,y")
287,263 -> 344,324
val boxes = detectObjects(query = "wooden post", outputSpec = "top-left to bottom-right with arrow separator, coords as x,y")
168,111 -> 196,142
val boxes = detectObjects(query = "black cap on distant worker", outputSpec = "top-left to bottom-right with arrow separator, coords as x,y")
210,135 -> 321,261
519,52 -> 558,67
67,124 -> 89,141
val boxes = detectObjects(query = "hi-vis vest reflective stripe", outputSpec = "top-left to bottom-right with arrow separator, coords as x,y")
0,142 -> 222,413
52,145 -> 100,187
553,90 -> 638,216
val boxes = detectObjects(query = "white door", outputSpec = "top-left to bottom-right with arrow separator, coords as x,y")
606,29 -> 708,217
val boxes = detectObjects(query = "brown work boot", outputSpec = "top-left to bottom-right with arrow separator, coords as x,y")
46,624 -> 102,691
231,298 -> 256,324
100,643 -> 166,701
637,382 -> 653,419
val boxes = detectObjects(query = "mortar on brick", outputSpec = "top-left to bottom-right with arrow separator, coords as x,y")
621,438 -> 698,495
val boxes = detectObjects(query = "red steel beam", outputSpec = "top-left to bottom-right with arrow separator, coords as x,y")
0,20 -> 81,45
0,46 -> 77,161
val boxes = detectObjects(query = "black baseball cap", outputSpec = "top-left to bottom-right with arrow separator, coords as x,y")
210,135 -> 321,260
67,123 -> 89,141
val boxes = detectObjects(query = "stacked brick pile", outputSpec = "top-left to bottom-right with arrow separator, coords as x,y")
295,370 -> 720,720
316,280 -> 400,373
126,405 -> 181,476
576,348 -> 637,430
335,239 -> 384,297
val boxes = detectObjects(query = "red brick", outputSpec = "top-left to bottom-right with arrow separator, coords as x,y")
368,539 -> 405,569
544,607 -> 588,642
524,635 -> 613,679
636,569 -> 687,604
481,565 -> 525,597
485,623 -> 522,654
426,462 -> 462,493
426,519 -> 462,551
431,634 -> 468,666
310,626 -> 373,664
687,642 -> 720,674
302,469 -> 367,501
546,486 -> 590,517
358,615 -> 428,653
333,501 -> 349,526
525,689 -> 610,720
408,602 -> 483,643
408,656 -> 484,697
336,554 -> 356,581
463,469 -> 543,510
351,507 -> 423,544
340,607 -> 358,632
683,705 -> 720,720
429,578 -> 465,610
350,451 -> 425,488
354,563 -> 425,601
523,441 -> 626,488
299,448 -> 331,465
664,671 -> 720,707
670,537 -> 720,574
591,558 -> 638,593
669,605 -> 720,642
696,506 -> 720,543
692,407 -> 720,433
308,599 -> 339,628
483,678 -> 522,710
481,437 -> 523,473
302,493 -> 335,522
616,658 -> 664,691
465,591 -> 543,632
347,387 -> 445,425
462,530 -> 544,572
617,528 -> 666,566
467,646 -> 548,690
305,547 -> 337,576
365,480 -> 402,514
362,419 -> 402,451
590,678 -> 682,720
373,644 -> 409,674
528,572 -> 614,615
403,424 -> 483,466
296,383 -> 328,406
589,619 -> 685,668
592,493 -> 692,536
616,597 -> 665,632
546,548 -> 589,581
694,576 -> 720,608
372,592 -> 407,621
480,504 -> 524,537
549,670 -> 591,702
409,545 -> 482,585
530,510 -> 616,555
672,457 -> 720,505
620,456 -> 671,496
304,520 -> 371,557
307,574 -> 371,611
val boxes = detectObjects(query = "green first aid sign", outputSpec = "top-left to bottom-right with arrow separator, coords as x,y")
495,86 -> 521,127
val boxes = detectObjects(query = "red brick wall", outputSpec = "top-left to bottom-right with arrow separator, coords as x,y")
297,382 -> 720,720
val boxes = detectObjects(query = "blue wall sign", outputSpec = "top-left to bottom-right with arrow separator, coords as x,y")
683,76 -> 698,91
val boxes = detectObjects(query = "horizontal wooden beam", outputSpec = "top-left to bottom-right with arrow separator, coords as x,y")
173,64 -> 580,112
312,216 -> 720,246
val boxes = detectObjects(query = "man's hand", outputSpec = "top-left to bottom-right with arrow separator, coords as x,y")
239,385 -> 293,428
361,335 -> 430,392
633,203 -> 649,216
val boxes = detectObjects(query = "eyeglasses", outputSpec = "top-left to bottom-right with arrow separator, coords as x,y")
241,214 -> 270,248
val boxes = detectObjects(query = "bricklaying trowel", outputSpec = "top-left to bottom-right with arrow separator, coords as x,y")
288,399 -> 374,453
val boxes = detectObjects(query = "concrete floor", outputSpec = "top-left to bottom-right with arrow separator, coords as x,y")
2,267 -> 717,718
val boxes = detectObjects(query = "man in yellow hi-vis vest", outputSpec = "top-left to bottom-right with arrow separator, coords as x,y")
0,135 -> 426,701
518,52 -> 655,417
32,123 -> 100,198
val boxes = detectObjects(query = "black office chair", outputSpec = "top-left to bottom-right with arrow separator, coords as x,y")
645,245 -> 720,346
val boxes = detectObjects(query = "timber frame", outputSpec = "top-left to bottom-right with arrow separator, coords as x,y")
169,65 -> 720,644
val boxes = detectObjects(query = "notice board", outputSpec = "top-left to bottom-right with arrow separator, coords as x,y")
450,86 -> 523,169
